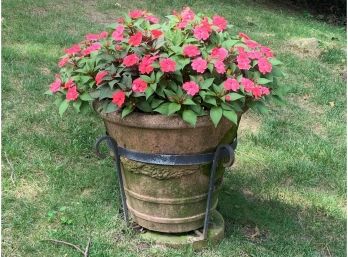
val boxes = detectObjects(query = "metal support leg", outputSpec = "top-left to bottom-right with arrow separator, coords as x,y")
202,144 -> 235,240
95,135 -> 129,225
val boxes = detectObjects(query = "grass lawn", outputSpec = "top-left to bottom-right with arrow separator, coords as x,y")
2,0 -> 346,256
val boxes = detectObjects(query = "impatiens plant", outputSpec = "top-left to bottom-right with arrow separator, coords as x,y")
47,7 -> 285,127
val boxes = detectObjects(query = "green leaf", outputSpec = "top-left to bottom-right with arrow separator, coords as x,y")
183,99 -> 196,105
250,101 -> 268,114
257,78 -> 272,85
223,110 -> 238,125
140,75 -> 153,83
227,93 -> 245,101
222,39 -> 239,49
182,110 -> 197,127
167,102 -> 181,115
105,102 -> 118,113
59,100 -> 69,116
136,101 -> 152,112
154,102 -> 170,115
150,98 -> 164,109
204,96 -> 217,106
121,105 -> 134,118
145,86 -> 154,100
269,58 -> 283,66
99,87 -> 113,99
73,100 -> 82,112
79,92 -> 93,101
200,78 -> 215,89
210,106 -> 223,127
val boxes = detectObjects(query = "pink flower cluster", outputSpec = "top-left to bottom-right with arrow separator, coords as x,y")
49,7 -> 279,116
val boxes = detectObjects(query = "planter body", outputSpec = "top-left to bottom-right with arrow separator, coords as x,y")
99,111 -> 239,233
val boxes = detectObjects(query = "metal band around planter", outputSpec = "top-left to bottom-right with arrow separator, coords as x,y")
95,134 -> 236,240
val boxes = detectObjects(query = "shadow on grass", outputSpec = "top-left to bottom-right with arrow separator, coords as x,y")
217,182 -> 346,255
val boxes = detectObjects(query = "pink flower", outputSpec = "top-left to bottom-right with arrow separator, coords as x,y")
247,50 -> 262,59
64,44 -> 81,55
239,32 -> 250,40
132,78 -> 148,92
211,47 -> 228,60
82,43 -> 101,56
261,86 -> 270,96
212,15 -> 227,31
85,33 -> 100,41
128,32 -> 142,46
99,31 -> 108,39
139,55 -> 157,74
214,60 -> 226,74
225,95 -> 231,101
122,54 -> 139,67
129,9 -> 144,19
145,14 -> 159,24
58,57 -> 69,67
258,58 -> 272,74
181,7 -> 195,21
49,78 -> 61,93
177,7 -> 195,28
251,86 -> 263,98
245,39 -> 261,49
115,45 -> 123,51
66,86 -> 79,101
116,17 -> 125,23
95,70 -> 108,85
191,57 -> 207,73
112,25 -> 124,41
64,79 -> 75,89
224,78 -> 240,91
159,58 -> 176,73
183,45 -> 200,57
237,50 -> 251,70
151,29 -> 163,39
241,78 -> 254,93
112,91 -> 126,107
261,46 -> 273,58
183,81 -> 200,96
193,25 -> 210,41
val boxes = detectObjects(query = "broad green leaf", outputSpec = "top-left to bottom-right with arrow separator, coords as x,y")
204,96 -> 217,106
154,102 -> 170,115
269,58 -> 283,66
227,93 -> 245,101
140,75 -> 153,83
257,78 -> 272,85
121,105 -> 134,118
210,106 -> 223,127
150,98 -> 164,109
145,86 -> 154,100
182,110 -> 197,127
200,78 -> 215,89
223,109 -> 238,125
183,99 -> 196,105
105,102 -> 118,113
222,39 -> 239,49
167,102 -> 181,115
136,101 -> 152,112
59,100 -> 69,116
73,100 -> 82,112
79,92 -> 93,101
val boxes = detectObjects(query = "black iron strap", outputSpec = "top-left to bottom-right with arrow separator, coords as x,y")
96,136 -> 237,166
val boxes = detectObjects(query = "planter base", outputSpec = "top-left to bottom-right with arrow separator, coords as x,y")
138,210 -> 224,250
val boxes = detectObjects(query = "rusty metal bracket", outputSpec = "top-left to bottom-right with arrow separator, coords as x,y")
95,135 -> 236,239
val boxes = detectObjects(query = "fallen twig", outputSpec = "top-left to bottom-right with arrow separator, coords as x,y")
4,152 -> 15,184
42,238 -> 91,257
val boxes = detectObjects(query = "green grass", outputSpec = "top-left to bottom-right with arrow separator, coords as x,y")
2,0 -> 346,256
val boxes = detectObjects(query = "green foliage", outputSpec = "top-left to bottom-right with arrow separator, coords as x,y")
47,6 -> 284,127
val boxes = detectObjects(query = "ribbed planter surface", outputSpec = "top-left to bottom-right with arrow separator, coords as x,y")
99,110 -> 238,233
